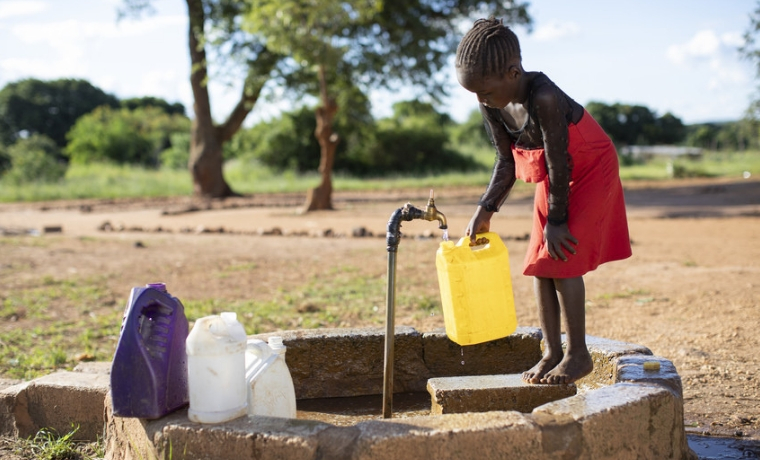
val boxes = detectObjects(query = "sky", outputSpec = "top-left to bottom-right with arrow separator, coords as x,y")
0,0 -> 757,126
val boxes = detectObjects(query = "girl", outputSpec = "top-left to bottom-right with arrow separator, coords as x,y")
456,18 -> 631,384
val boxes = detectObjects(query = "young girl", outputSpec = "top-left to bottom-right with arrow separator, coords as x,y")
456,18 -> 632,385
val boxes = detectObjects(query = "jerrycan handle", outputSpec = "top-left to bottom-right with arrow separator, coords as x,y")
450,232 -> 499,260
245,339 -> 272,378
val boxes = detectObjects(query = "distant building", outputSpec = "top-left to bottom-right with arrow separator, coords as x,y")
620,145 -> 703,160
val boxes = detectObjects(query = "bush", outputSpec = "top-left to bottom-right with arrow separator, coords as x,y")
2,134 -> 67,184
238,100 -> 481,177
160,132 -> 191,170
65,106 -> 190,167
0,144 -> 11,176
362,121 -> 479,175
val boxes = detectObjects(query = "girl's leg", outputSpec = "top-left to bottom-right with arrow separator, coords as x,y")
522,276 -> 563,383
542,276 -> 593,384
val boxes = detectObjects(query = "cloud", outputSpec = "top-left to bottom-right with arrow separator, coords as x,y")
666,29 -> 738,65
666,29 -> 751,111
0,0 -> 47,20
532,21 -> 580,42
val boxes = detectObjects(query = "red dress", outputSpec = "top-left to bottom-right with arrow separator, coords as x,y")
513,110 -> 631,278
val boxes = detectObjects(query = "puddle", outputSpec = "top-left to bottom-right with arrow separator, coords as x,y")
688,435 -> 760,459
296,392 -> 430,426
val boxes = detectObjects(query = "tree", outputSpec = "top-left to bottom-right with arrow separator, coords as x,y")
244,0 -> 531,211
586,102 -> 685,146
0,78 -> 119,148
1,134 -> 67,184
65,106 -> 190,167
741,2 -> 760,118
121,0 -> 280,198
121,96 -> 186,116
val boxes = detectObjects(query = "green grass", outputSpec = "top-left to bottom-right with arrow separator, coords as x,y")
618,149 -> 760,181
3,147 -> 758,203
0,265 -> 426,380
185,266 -> 388,333
7,425 -> 103,460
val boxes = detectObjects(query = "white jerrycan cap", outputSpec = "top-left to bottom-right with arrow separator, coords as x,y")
268,336 -> 285,349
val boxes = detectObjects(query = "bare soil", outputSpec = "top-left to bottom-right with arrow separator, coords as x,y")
0,177 -> 759,440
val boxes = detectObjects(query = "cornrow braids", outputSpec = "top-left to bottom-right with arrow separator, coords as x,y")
455,18 -> 522,77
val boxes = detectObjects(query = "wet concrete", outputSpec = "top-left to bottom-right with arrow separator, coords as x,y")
687,434 -> 760,459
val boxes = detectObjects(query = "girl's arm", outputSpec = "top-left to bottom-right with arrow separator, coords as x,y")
533,86 -> 571,226
477,105 -> 517,213
534,85 -> 577,260
466,105 -> 517,242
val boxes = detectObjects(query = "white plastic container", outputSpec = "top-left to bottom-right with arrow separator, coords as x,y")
245,336 -> 297,418
186,312 -> 248,423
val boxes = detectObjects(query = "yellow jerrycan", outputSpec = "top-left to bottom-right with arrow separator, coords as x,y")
436,232 -> 517,346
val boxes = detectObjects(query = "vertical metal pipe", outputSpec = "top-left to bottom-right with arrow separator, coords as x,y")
382,251 -> 397,419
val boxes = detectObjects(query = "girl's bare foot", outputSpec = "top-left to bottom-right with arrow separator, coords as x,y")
540,350 -> 593,385
521,354 -> 562,384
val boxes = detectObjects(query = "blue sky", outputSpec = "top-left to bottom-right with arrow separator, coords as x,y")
0,0 -> 756,125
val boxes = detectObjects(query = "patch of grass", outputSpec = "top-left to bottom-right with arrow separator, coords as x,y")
618,149 -> 760,181
596,288 -> 651,301
0,163 -> 191,202
0,276 -> 120,380
10,425 -> 102,460
3,148 -> 757,203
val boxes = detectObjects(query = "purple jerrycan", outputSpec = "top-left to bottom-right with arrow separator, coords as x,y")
110,282 -> 189,419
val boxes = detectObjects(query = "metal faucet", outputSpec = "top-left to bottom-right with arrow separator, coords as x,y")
422,190 -> 447,230
383,189 -> 446,419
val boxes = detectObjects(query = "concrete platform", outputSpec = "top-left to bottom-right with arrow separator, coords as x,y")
0,327 -> 696,459
427,374 -> 576,415
0,370 -> 110,441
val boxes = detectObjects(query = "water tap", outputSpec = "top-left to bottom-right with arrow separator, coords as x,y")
387,190 -> 447,253
422,190 -> 447,230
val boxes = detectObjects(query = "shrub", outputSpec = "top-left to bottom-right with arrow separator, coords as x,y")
65,106 -> 190,167
2,134 -> 67,184
160,132 -> 191,169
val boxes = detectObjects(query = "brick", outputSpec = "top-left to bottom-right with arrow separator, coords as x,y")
428,374 -> 576,415
532,383 -> 689,459
352,411 -> 544,460
0,371 -> 109,441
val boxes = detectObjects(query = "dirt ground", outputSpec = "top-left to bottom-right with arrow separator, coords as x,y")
1,177 -> 759,441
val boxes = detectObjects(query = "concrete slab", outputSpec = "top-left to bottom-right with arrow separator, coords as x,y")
566,334 -> 653,389
0,370 -> 109,441
614,354 -> 683,398
427,374 -> 576,415
532,383 -> 695,459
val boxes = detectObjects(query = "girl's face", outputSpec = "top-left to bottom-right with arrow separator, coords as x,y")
456,66 -> 521,109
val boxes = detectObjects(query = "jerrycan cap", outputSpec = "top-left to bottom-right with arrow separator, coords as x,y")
268,336 -> 285,349
220,312 -> 238,324
146,282 -> 167,292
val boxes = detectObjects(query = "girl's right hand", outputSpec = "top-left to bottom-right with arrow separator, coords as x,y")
465,206 -> 495,244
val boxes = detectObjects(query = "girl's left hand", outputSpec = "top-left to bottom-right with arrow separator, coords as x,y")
544,222 -> 578,261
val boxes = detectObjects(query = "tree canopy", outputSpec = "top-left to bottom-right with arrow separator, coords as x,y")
243,0 -> 530,209
0,78 -> 119,148
586,102 -> 685,146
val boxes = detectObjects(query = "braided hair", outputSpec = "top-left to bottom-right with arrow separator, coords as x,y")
455,18 -> 522,78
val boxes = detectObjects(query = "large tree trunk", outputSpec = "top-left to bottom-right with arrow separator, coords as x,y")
303,64 -> 339,212
186,0 -> 232,198
185,0 -> 274,199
